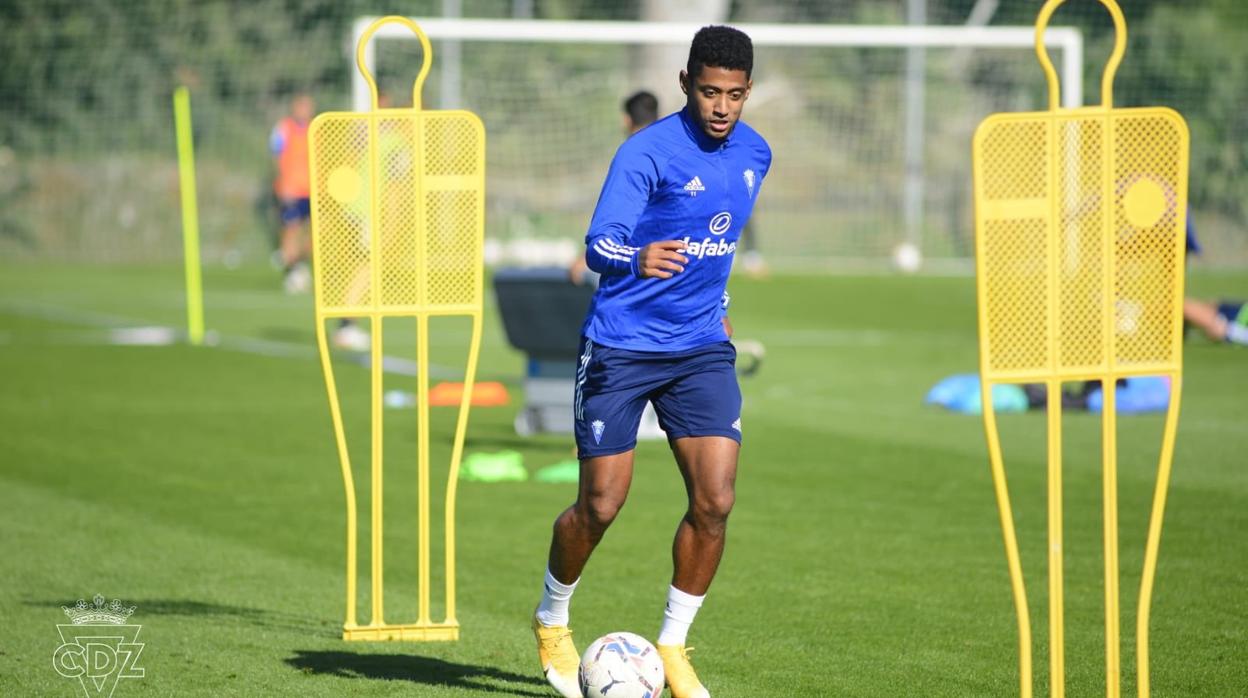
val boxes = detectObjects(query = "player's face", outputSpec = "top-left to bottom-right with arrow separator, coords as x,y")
292,95 -> 315,124
681,65 -> 751,140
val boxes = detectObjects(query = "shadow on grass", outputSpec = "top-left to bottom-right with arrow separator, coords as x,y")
286,650 -> 549,696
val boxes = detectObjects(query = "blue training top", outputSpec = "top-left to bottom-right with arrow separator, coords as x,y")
582,107 -> 772,351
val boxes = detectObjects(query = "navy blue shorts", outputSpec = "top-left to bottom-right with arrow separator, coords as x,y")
1216,301 -> 1246,326
573,337 -> 742,459
279,197 -> 311,224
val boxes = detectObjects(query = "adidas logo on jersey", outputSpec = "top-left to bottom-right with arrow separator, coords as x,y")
683,176 -> 705,196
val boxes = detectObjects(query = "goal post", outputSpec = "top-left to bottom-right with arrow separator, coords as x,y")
350,17 -> 1083,271
352,19 -> 1084,111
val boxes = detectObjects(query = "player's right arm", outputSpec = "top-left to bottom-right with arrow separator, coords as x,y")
269,121 -> 286,164
584,142 -> 687,279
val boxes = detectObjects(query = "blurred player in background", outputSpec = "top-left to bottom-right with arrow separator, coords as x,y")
622,89 -> 660,135
1180,216 -> 1246,346
1185,298 -> 1248,345
533,26 -> 770,698
271,93 -> 314,294
272,92 -> 369,351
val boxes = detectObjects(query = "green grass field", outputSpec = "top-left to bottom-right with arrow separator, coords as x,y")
1,264 -> 1245,696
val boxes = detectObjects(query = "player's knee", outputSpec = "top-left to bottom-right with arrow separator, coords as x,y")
578,492 -> 626,532
691,488 -> 735,529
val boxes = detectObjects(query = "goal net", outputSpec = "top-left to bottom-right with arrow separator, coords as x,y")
356,18 -> 1083,271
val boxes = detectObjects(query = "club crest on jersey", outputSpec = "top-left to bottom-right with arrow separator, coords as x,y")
709,211 -> 732,235
591,419 -> 606,444
744,169 -> 756,198
683,176 -> 705,196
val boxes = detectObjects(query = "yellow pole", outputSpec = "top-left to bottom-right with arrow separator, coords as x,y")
315,319 -> 359,631
417,314 -> 432,626
1041,103 -> 1063,698
1098,53 -> 1120,692
368,106 -> 385,629
980,380 -> 1033,698
444,313 -> 483,626
370,314 -> 385,627
1101,379 -> 1121,698
1046,379 -> 1064,698
412,109 -> 432,629
173,86 -> 205,346
1138,373 -> 1182,698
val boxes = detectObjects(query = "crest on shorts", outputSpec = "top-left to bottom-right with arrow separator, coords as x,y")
591,419 -> 606,444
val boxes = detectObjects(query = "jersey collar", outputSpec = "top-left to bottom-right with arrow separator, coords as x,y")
679,107 -> 730,152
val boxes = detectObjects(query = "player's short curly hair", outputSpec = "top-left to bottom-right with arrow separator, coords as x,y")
686,25 -> 753,80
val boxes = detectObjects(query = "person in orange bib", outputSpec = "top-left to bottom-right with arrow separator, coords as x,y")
270,93 -> 314,294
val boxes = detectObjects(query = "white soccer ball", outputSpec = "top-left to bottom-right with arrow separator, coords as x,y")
579,632 -> 665,698
893,241 -> 922,273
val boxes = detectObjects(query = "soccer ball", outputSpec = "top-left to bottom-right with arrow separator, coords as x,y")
578,632 -> 665,698
892,241 -> 922,273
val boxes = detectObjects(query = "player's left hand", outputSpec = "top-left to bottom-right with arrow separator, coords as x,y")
722,316 -> 733,337
637,240 -> 689,279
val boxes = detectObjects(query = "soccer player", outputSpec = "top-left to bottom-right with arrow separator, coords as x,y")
271,93 -> 315,294
532,26 -> 770,698
1184,298 -> 1248,345
621,89 -> 660,136
1180,220 -> 1247,347
272,93 -> 370,351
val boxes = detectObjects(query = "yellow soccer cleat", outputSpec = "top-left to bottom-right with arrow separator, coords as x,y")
658,644 -> 710,698
532,615 -> 581,698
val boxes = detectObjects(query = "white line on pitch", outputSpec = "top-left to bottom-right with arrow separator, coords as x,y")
0,299 -> 456,378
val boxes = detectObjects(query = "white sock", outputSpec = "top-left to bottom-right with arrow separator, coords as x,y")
536,567 -> 578,627
657,584 -> 705,646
